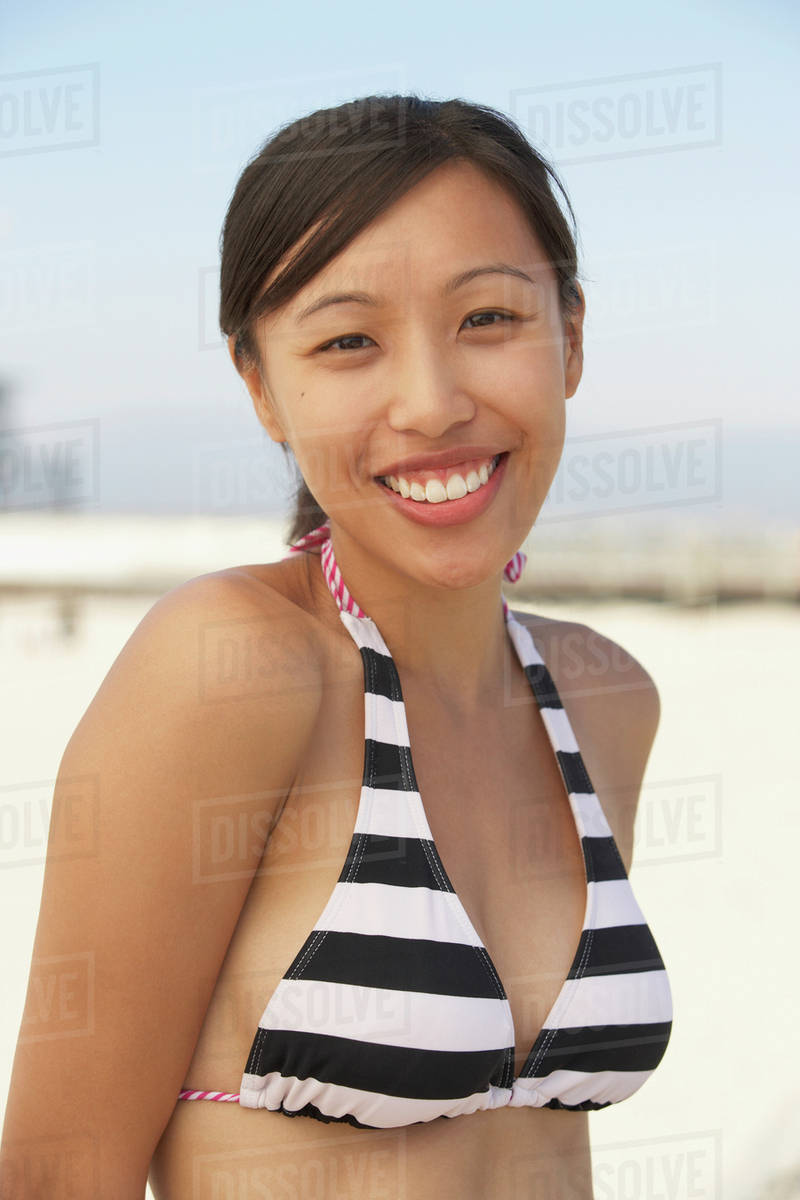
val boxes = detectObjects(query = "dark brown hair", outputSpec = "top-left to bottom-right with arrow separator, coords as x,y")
218,93 -> 582,546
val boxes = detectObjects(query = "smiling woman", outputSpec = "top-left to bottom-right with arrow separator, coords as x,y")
218,96 -> 585,555
0,93 -> 671,1200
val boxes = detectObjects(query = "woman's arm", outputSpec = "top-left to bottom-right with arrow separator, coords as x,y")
581,628 -> 661,874
563,621 -> 662,874
0,572 -> 322,1200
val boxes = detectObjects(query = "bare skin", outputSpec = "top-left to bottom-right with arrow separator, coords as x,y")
1,160 -> 661,1200
230,159 -> 582,711
147,551 -> 659,1200
0,551 -> 657,1200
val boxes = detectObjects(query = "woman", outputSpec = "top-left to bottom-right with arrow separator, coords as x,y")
1,94 -> 672,1199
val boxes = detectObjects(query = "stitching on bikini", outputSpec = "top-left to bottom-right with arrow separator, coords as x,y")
372,656 -> 516,1083
369,644 -> 510,1012
524,843 -> 596,1079
249,1025 -> 268,1075
267,585 -> 539,1101
386,659 -> 512,1050
394,682 -> 509,1008
525,927 -> 596,1080
288,782 -> 369,982
286,833 -> 367,982
522,667 -> 642,1080
412,826 -> 504,1002
355,570 -> 629,1099
517,616 -> 601,1081
252,566 -> 389,1075
275,596 -> 596,1095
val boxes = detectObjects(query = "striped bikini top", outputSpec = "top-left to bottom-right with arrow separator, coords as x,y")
178,530 -> 672,1127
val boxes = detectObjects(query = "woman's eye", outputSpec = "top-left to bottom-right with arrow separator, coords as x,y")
463,310 -> 516,329
318,333 -> 375,353
316,311 -> 516,354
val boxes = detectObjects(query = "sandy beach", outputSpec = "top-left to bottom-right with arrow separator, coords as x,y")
1,584 -> 797,1199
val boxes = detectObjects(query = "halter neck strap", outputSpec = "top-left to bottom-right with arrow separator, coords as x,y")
286,521 -> 526,623
287,521 -> 526,583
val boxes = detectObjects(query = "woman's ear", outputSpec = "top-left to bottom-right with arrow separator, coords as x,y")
226,334 -> 287,444
563,283 -> 585,400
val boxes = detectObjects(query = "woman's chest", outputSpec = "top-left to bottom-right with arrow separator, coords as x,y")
204,658 -> 592,1082
396,685 -> 589,1074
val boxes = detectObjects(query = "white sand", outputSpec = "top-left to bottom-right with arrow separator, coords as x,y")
1,590 -> 797,1199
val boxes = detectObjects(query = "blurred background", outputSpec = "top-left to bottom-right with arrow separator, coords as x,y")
1,1 -> 798,1197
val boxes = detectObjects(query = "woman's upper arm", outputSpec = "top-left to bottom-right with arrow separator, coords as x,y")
0,573 -> 322,1199
571,620 -> 661,872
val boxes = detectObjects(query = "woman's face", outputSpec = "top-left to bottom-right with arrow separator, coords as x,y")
231,158 -> 584,587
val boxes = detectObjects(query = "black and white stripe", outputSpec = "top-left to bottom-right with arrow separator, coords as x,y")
239,608 -> 672,1126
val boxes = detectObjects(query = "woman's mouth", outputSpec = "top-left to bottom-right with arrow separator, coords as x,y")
376,453 -> 503,503
373,452 -> 510,528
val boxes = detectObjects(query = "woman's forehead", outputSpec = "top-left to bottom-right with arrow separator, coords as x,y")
279,246 -> 552,324
259,168 -> 552,326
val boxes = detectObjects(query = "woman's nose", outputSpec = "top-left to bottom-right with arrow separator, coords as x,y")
384,339 -> 477,437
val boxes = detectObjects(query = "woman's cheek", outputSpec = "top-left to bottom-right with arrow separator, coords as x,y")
295,432 -> 367,515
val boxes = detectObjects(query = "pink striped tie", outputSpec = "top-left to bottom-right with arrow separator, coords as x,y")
287,522 -> 527,583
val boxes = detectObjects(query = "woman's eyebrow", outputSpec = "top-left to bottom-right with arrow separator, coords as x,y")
293,262 -> 537,324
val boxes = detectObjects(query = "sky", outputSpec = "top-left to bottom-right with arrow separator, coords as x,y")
1,0 -> 798,520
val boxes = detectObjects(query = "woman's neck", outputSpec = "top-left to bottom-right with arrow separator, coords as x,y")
312,527 -> 514,716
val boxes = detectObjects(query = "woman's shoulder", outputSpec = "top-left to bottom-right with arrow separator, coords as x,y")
145,556 -> 319,649
510,608 -> 660,709
172,554 -> 310,608
73,557 -> 325,756
511,608 -> 661,870
510,609 -> 661,771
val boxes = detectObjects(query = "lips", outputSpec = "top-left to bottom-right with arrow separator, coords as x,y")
374,448 -> 509,527
373,446 -> 508,480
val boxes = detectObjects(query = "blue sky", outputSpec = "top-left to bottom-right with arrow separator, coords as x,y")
1,0 -> 798,517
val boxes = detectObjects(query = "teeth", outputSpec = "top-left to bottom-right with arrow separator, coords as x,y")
382,455 -> 500,503
426,479 -> 447,502
445,474 -> 468,501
